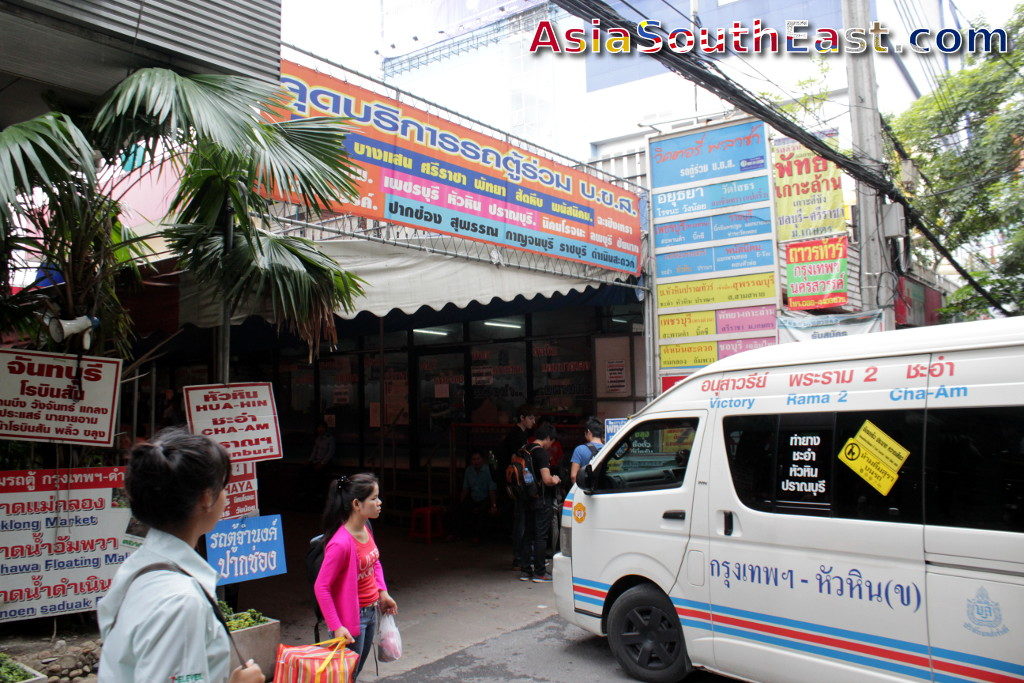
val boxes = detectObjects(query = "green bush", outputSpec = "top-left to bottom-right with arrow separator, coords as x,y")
217,600 -> 269,631
0,653 -> 31,683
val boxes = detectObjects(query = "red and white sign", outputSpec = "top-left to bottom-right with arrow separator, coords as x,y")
224,461 -> 259,520
0,467 -> 133,622
183,383 -> 282,463
0,350 -> 122,447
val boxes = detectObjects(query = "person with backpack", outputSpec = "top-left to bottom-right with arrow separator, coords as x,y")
498,405 -> 536,571
508,422 -> 561,582
314,473 -> 398,680
570,417 -> 605,484
97,428 -> 264,683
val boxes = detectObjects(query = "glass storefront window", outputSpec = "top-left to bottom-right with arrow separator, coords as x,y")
532,336 -> 593,418
469,316 -> 525,340
469,342 -> 527,424
364,352 -> 410,469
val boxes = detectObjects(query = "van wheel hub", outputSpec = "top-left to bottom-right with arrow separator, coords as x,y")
620,605 -> 679,670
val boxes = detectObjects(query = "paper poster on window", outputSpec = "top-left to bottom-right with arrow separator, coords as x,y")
838,420 -> 911,495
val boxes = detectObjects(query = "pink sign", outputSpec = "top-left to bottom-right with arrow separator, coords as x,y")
716,305 -> 777,335
718,336 -> 777,359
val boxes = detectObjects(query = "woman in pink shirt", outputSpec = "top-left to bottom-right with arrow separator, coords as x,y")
314,473 -> 398,678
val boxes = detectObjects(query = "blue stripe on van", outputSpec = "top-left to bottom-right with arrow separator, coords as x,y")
572,577 -> 612,590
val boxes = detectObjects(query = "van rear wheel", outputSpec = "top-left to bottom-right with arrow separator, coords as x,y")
608,584 -> 692,682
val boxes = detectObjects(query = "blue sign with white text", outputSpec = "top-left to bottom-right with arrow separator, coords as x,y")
650,121 -> 767,189
654,208 -> 773,248
653,176 -> 771,220
205,514 -> 287,586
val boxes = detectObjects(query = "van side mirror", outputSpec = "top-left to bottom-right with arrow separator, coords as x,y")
578,464 -> 595,494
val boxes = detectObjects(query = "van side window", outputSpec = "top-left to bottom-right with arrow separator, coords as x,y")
594,418 -> 699,492
925,407 -> 1024,533
724,409 -> 924,524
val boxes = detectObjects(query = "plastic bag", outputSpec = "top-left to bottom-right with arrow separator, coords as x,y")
377,613 -> 403,662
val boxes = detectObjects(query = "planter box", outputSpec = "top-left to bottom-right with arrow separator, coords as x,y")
8,661 -> 46,683
229,617 -> 281,681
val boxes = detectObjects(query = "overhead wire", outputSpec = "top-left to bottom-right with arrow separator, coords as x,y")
548,0 -> 1011,315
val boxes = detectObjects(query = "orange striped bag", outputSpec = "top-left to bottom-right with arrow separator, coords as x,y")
273,637 -> 359,683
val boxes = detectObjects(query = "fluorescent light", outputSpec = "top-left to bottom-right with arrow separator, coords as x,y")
414,328 -> 448,336
483,321 -> 521,329
612,318 -> 628,323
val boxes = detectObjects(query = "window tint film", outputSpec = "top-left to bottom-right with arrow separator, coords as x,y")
925,406 -> 1024,533
596,418 -> 699,492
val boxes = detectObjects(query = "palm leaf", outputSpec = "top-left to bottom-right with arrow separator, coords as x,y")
0,113 -> 95,206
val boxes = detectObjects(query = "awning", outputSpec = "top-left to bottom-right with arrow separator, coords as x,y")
179,237 -> 629,327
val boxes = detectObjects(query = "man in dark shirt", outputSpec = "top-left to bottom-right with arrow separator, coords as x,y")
501,405 -> 536,570
520,422 -> 560,582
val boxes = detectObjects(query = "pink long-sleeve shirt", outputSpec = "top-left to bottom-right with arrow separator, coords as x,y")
313,527 -> 388,635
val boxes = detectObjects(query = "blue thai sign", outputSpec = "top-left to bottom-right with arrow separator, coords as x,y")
654,208 -> 772,248
649,121 -> 766,189
657,240 -> 776,278
653,176 -> 771,220
205,514 -> 287,586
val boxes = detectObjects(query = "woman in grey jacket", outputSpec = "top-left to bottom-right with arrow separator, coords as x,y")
97,428 -> 264,683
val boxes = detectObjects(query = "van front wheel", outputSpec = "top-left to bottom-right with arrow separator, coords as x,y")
608,584 -> 692,682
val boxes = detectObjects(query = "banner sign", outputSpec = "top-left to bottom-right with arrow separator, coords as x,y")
0,467 -> 132,622
657,272 -> 776,309
205,514 -> 287,586
786,236 -> 849,309
280,60 -> 642,274
650,119 -> 778,376
654,208 -> 772,248
650,121 -> 766,189
773,131 -> 845,243
184,383 -> 282,463
653,176 -> 771,220
656,240 -> 774,278
0,350 -> 121,447
777,309 -> 883,343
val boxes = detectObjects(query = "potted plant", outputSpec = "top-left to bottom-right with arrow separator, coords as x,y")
219,601 -> 281,678
0,653 -> 46,683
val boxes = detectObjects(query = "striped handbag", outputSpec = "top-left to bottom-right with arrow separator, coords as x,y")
273,637 -> 359,683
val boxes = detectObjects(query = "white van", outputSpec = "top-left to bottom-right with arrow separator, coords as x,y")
553,316 -> 1023,682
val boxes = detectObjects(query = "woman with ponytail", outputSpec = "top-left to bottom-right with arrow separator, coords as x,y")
314,473 -> 398,678
97,428 -> 264,682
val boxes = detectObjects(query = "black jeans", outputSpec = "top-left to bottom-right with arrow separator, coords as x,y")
525,493 -> 553,575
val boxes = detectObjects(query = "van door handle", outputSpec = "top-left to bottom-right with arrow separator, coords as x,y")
723,511 -> 734,536
663,510 -> 686,520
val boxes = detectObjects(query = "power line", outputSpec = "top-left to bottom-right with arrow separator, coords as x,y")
548,0 -> 1011,316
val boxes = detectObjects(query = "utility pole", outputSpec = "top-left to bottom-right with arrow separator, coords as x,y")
843,0 -> 896,330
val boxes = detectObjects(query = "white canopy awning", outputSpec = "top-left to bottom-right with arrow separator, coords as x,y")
179,237 -> 629,327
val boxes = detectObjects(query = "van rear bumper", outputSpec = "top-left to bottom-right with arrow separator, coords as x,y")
553,553 -> 603,635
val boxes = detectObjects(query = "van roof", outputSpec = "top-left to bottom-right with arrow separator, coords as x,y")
647,316 -> 1024,411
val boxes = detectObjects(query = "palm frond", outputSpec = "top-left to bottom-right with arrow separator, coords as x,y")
0,113 -> 95,206
91,68 -> 286,163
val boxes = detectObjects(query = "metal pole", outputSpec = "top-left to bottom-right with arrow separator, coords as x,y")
843,0 -> 896,330
149,362 -> 156,438
220,206 -> 235,384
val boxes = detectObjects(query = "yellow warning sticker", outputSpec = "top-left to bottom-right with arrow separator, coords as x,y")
838,420 -> 911,495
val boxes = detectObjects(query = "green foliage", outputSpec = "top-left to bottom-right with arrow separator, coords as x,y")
217,600 -> 269,631
0,653 -> 31,683
1,67 -> 364,358
892,6 -> 1024,317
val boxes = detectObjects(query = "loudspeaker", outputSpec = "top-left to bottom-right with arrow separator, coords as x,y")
49,315 -> 99,348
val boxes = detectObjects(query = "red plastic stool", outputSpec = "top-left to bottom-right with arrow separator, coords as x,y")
409,505 -> 445,543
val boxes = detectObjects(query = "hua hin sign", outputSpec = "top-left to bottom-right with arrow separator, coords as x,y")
184,383 -> 282,463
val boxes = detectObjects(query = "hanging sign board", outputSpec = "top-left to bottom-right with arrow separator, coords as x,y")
0,350 -> 121,447
205,514 -> 287,586
184,383 -> 282,463
0,466 -> 133,622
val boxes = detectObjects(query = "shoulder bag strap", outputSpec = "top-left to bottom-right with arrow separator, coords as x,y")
109,561 -> 247,667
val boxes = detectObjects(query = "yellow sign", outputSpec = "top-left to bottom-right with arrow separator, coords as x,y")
658,273 -> 776,309
773,133 -> 846,243
838,420 -> 911,495
661,342 -> 718,369
573,502 -> 587,523
659,310 -> 715,339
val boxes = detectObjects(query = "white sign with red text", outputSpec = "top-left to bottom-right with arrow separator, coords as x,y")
0,467 -> 133,623
0,350 -> 122,446
183,383 -> 282,463
224,461 -> 259,520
